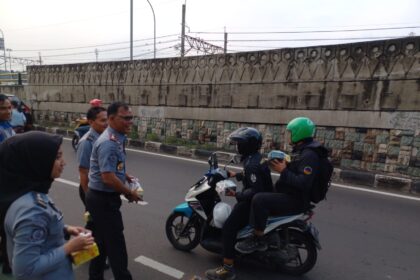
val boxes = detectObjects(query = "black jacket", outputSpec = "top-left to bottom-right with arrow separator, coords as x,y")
235,152 -> 273,202
276,139 -> 329,208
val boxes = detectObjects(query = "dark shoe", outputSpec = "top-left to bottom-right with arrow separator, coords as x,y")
235,235 -> 268,254
205,265 -> 236,280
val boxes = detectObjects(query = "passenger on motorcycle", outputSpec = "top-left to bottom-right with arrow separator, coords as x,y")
235,117 -> 329,254
205,127 -> 273,280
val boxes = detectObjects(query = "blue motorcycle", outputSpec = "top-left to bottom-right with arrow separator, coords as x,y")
165,152 -> 321,276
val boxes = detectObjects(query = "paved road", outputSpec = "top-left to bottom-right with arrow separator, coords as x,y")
6,139 -> 418,280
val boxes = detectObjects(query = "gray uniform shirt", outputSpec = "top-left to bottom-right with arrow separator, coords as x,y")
76,128 -> 100,169
4,192 -> 73,280
88,127 -> 127,192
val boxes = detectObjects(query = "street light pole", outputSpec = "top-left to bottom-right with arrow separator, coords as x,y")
130,0 -> 133,61
0,28 -> 7,71
146,0 -> 156,59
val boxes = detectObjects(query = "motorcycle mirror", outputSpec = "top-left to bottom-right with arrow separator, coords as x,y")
208,152 -> 219,169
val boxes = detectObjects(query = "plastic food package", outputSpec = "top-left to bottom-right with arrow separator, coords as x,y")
129,177 -> 144,197
71,233 -> 99,266
83,211 -> 92,223
267,150 -> 291,163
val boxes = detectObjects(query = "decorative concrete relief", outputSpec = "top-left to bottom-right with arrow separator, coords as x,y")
178,94 -> 187,106
220,94 -> 232,108
274,95 -> 288,109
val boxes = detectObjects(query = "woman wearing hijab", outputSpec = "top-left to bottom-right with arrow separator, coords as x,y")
0,131 -> 94,280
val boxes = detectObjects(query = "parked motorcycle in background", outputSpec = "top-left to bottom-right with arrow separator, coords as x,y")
165,152 -> 321,276
72,117 -> 90,150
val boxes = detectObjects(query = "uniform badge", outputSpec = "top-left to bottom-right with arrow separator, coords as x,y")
250,173 -> 257,183
117,161 -> 124,171
31,229 -> 46,241
303,166 -> 313,175
110,134 -> 118,142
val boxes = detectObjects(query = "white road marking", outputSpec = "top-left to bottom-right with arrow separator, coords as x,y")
54,178 -> 149,205
134,255 -> 184,279
63,137 -> 420,202
331,182 -> 420,202
56,178 -> 79,187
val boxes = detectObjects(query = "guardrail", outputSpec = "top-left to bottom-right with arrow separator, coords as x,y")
0,72 -> 27,85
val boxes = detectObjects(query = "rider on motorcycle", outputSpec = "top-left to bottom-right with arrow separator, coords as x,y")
205,127 -> 273,280
235,117 -> 329,254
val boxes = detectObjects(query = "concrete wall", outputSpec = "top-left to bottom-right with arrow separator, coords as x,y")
0,85 -> 25,97
25,36 -> 420,178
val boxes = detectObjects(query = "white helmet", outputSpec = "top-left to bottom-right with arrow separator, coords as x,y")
213,202 -> 232,228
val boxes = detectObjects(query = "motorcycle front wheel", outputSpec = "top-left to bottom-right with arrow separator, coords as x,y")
277,229 -> 317,276
72,134 -> 80,151
165,212 -> 201,251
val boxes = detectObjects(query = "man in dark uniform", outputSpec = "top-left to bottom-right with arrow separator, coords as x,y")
205,127 -> 273,280
86,102 -> 141,280
235,117 -> 329,254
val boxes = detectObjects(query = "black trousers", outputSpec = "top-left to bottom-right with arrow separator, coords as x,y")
79,185 -> 94,230
250,193 -> 304,231
79,185 -> 87,208
86,189 -> 132,280
222,201 -> 251,259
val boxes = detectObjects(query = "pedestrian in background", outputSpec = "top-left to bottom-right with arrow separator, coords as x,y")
0,94 -> 15,143
10,100 -> 26,133
0,131 -> 94,280
86,102 -> 141,280
0,93 -> 15,274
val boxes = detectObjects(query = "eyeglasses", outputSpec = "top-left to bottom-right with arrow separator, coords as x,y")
117,115 -> 134,121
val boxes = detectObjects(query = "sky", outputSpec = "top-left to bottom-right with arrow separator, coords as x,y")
1,0 -> 420,71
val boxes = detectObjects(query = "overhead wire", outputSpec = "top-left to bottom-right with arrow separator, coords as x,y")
193,25 -> 420,34
205,36 -> 405,42
12,34 -> 179,52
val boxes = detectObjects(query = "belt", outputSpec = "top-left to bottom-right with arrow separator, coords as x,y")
88,188 -> 120,196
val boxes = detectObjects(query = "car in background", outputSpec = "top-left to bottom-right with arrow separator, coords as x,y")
4,93 -> 34,131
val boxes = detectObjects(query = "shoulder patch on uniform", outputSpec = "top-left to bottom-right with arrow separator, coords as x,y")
35,193 -> 47,208
303,166 -> 313,175
87,133 -> 95,142
250,173 -> 257,183
30,228 -> 47,241
110,134 -> 118,142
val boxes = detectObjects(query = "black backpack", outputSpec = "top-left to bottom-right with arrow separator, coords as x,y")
307,147 -> 334,203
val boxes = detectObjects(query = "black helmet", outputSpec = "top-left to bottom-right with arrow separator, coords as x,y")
228,127 -> 262,156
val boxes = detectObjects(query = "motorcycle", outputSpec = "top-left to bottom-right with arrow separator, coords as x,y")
72,117 -> 90,151
165,152 -> 321,276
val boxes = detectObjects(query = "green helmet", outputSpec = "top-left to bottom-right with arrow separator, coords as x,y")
286,117 -> 316,143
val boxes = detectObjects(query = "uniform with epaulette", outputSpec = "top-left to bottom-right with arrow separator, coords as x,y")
4,192 -> 73,280
86,126 -> 132,280
76,127 -> 100,208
